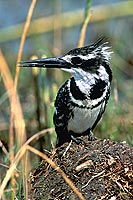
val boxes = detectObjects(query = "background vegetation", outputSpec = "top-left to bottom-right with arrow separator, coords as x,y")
0,0 -> 133,199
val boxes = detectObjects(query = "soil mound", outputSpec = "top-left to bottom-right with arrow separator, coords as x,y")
28,138 -> 133,200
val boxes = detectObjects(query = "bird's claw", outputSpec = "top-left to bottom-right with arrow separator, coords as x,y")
88,131 -> 96,141
88,130 -> 96,141
71,135 -> 84,145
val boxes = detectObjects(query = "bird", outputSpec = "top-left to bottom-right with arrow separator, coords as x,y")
19,37 -> 112,147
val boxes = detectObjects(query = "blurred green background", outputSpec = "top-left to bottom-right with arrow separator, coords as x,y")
0,0 -> 133,153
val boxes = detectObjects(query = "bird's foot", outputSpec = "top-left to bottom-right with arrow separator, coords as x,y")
88,130 -> 96,141
71,135 -> 84,145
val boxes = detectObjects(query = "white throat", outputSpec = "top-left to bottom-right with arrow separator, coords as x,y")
73,65 -> 109,95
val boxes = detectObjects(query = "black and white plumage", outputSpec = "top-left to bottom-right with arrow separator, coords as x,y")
19,37 -> 112,147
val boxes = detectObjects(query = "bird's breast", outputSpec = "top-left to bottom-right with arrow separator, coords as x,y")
67,103 -> 102,134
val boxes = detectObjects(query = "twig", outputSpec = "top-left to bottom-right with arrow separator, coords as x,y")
82,170 -> 105,189
62,141 -> 72,157
0,163 -> 9,169
75,160 -> 93,172
24,127 -> 54,146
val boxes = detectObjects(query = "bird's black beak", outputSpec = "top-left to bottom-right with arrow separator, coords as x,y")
19,57 -> 70,69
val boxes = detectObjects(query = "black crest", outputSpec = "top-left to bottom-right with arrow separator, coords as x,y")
67,37 -> 107,56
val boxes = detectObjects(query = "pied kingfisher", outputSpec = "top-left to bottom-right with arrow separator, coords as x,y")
20,37 -> 112,147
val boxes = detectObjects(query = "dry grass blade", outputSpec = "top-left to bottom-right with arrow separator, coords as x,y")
15,0 -> 37,89
0,128 -> 54,198
27,145 -> 85,200
78,1 -> 92,47
14,0 -> 36,198
113,78 -> 118,103
0,145 -> 27,199
0,140 -> 8,155
0,50 -> 17,198
0,50 -> 14,101
0,50 -> 26,148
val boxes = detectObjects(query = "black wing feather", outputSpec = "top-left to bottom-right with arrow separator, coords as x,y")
53,80 -> 73,147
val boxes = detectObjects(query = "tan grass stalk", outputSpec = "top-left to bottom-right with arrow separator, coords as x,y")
0,50 -> 25,198
15,0 -> 37,88
0,52 -> 15,178
77,10 -> 92,48
0,144 -> 27,199
13,0 -> 36,198
0,0 -> 37,193
0,50 -> 26,148
0,140 -> 8,155
53,0 -> 62,56
0,3 -> 37,196
113,79 -> 118,103
0,128 -> 54,198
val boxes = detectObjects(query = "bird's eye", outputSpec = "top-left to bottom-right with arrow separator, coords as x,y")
71,56 -> 82,65
81,58 -> 99,72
